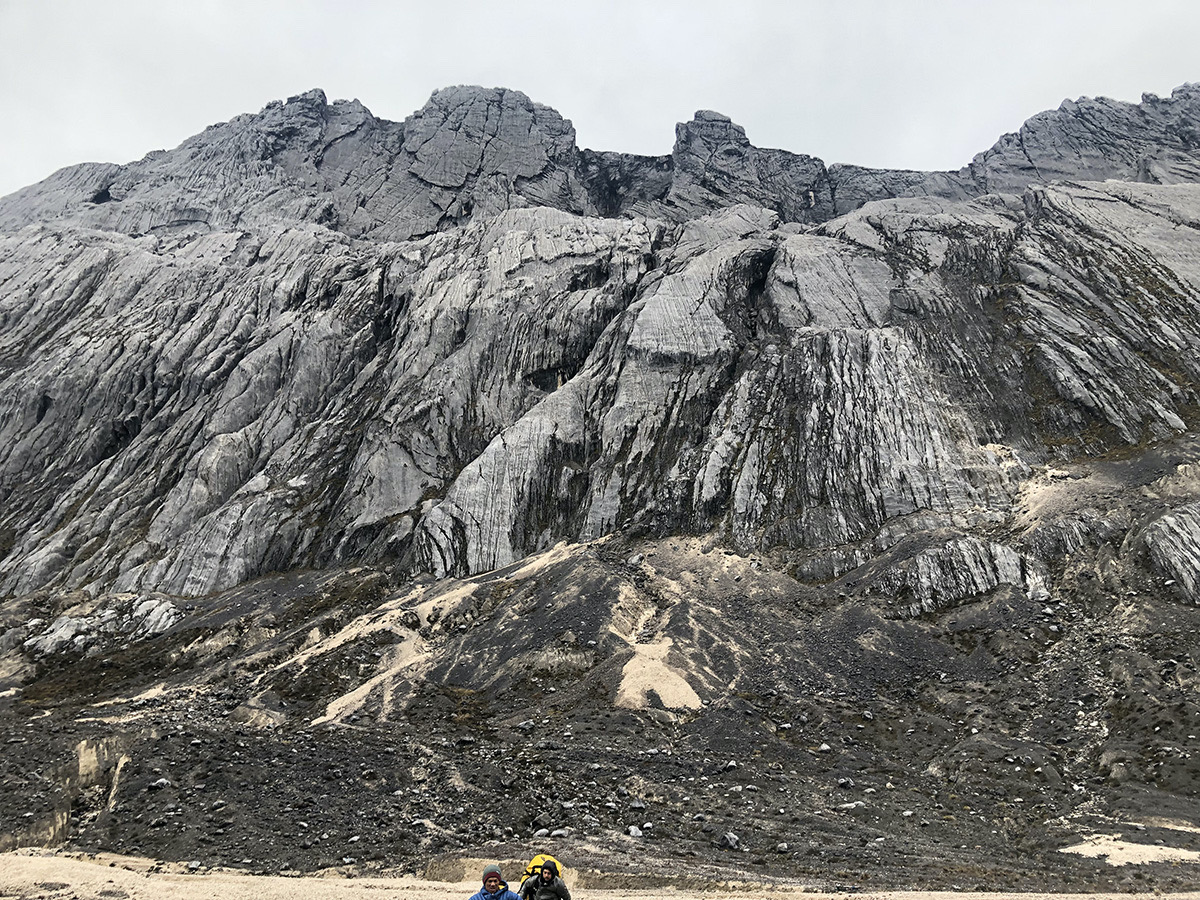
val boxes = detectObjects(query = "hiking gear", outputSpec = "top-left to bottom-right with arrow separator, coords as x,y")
520,854 -> 561,882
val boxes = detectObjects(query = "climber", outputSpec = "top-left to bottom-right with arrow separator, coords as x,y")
519,858 -> 571,900
469,863 -> 521,900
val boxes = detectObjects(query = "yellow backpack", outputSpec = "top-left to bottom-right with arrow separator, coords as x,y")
520,853 -> 562,882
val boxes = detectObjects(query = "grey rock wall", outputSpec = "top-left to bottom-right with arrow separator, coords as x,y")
1,84 -> 1200,608
965,84 -> 1200,192
8,82 -> 1200,242
1143,500 -> 1200,603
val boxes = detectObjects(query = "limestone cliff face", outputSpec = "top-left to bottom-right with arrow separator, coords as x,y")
0,87 -> 587,242
6,82 -> 1200,234
965,84 -> 1200,191
1,84 -> 1200,608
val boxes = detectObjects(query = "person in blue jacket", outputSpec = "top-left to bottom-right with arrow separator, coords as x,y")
470,863 -> 521,900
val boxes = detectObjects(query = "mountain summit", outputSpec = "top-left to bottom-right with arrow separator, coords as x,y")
7,83 -> 1200,238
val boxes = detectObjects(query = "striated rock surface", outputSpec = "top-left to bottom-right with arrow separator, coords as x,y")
964,84 -> 1200,192
656,111 -> 835,222
1,82 -> 1200,600
1143,499 -> 1200,603
7,83 -> 1200,239
2,82 -> 1200,885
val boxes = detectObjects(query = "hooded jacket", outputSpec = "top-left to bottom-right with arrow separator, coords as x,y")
470,866 -> 521,900
519,861 -> 571,900
470,881 -> 521,900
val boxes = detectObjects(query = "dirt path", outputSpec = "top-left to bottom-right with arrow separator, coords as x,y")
4,850 -> 1200,900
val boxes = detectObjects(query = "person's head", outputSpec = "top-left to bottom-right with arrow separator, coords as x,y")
540,860 -> 558,881
482,864 -> 503,891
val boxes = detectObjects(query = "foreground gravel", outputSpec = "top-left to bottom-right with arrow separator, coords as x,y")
7,850 -> 1200,900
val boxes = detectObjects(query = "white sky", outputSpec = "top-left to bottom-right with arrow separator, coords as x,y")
2,0 -> 1199,199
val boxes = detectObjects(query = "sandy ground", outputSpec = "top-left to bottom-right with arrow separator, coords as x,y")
4,851 -> 1200,900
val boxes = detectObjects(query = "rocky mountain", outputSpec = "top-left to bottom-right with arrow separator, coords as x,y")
1,84 -> 1200,890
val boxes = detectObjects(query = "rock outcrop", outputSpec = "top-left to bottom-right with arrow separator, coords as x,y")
0,87 -> 589,243
7,83 -> 1200,241
965,85 -> 1200,192
2,86 -> 1200,601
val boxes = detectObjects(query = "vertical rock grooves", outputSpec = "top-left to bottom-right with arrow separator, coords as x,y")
0,84 -> 1199,606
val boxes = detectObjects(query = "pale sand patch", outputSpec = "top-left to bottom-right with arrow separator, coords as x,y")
1140,818 -> 1200,835
5,851 -> 1200,900
310,631 -> 428,725
269,544 -> 590,726
108,682 -> 171,705
613,638 -> 701,710
501,540 -> 576,579
1059,832 -> 1200,866
279,591 -> 436,674
607,582 -> 652,640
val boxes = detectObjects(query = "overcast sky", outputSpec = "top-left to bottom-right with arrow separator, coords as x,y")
2,0 -> 1199,198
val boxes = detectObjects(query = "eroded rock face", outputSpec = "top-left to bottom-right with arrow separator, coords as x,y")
1144,500 -> 1200,603
21,594 -> 180,658
0,208 -> 661,596
965,84 -> 1200,192
0,87 -> 589,243
8,83 -> 1200,242
658,111 -> 835,223
3,82 -> 1200,885
2,82 -> 1200,601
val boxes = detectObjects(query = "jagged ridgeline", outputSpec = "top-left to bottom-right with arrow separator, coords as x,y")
1,84 -> 1199,601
